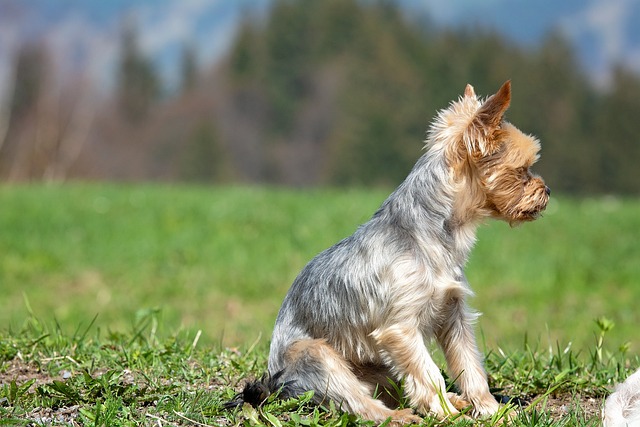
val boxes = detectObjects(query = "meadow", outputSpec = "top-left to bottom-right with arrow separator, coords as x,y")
1,184 -> 639,425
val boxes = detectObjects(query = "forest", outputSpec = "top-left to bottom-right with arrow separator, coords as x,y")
1,0 -> 639,195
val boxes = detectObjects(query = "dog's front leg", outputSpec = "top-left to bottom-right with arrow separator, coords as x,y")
436,295 -> 500,417
370,324 -> 459,419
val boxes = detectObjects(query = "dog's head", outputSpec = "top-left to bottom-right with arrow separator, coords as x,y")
433,81 -> 550,224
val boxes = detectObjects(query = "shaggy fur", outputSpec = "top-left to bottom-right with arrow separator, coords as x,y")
603,369 -> 640,427
229,81 -> 549,424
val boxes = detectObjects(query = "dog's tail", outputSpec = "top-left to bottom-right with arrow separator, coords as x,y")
224,370 -> 297,409
603,368 -> 640,427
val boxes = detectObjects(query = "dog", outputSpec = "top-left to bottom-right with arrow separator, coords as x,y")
227,81 -> 550,424
603,368 -> 640,427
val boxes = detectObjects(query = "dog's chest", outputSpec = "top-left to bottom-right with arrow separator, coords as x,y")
411,268 -> 471,332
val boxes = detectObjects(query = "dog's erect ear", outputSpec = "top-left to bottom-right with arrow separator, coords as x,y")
463,81 -> 511,157
477,80 -> 511,130
464,84 -> 476,98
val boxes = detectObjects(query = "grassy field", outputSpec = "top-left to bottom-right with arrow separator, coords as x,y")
1,184 -> 638,350
1,184 -> 639,425
0,311 -> 633,426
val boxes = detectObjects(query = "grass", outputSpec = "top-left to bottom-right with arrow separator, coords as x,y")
0,183 -> 639,425
0,310 -> 636,425
0,184 -> 385,347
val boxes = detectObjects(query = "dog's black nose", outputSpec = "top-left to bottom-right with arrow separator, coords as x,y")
545,186 -> 551,196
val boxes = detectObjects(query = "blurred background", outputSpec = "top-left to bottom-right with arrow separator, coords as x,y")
1,0 -> 639,194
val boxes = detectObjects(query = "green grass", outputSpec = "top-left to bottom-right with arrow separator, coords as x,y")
0,184 -> 382,347
1,184 -> 638,351
0,184 -> 639,425
0,311 -> 635,425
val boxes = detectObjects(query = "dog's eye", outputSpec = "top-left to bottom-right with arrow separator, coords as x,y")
515,167 -> 531,183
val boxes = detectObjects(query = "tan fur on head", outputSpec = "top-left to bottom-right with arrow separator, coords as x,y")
429,80 -> 549,225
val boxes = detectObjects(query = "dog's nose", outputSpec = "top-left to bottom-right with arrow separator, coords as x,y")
545,186 -> 551,196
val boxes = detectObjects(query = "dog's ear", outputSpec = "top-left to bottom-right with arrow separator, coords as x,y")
477,80 -> 511,130
464,81 -> 511,157
464,84 -> 476,98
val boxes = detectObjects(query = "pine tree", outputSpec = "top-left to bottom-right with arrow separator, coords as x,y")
10,43 -> 47,120
116,19 -> 160,122
180,42 -> 198,93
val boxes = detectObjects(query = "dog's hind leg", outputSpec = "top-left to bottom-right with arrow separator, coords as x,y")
352,363 -> 403,409
278,339 -> 421,425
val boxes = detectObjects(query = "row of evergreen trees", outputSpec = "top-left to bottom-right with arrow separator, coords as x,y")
220,0 -> 640,194
2,0 -> 639,194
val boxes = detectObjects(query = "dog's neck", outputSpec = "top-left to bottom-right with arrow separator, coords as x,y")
376,148 -> 481,267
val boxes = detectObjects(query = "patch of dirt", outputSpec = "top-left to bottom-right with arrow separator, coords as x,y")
24,406 -> 83,426
535,394 -> 603,421
0,358 -> 58,390
0,358 -> 81,425
498,383 -> 605,422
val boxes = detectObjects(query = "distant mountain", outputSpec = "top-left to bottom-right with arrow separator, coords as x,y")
0,0 -> 639,94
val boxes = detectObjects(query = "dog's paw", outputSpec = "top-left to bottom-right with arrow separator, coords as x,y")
415,394 -> 462,421
387,408 -> 423,426
470,395 -> 501,418
447,392 -> 471,411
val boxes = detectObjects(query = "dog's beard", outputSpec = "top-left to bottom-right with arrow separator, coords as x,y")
496,184 -> 549,224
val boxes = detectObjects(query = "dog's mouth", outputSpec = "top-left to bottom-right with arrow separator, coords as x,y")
505,189 -> 549,224
505,209 -> 543,227
516,199 -> 549,222
520,208 -> 544,220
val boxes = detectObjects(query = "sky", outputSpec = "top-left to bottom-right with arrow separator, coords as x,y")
0,0 -> 639,99
406,0 -> 640,87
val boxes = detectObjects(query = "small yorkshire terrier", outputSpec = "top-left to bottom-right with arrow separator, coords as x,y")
228,81 -> 550,424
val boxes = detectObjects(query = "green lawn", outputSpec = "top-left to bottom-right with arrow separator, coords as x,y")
0,311 -> 629,425
0,184 -> 638,425
1,184 -> 637,352
0,184 -> 387,348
